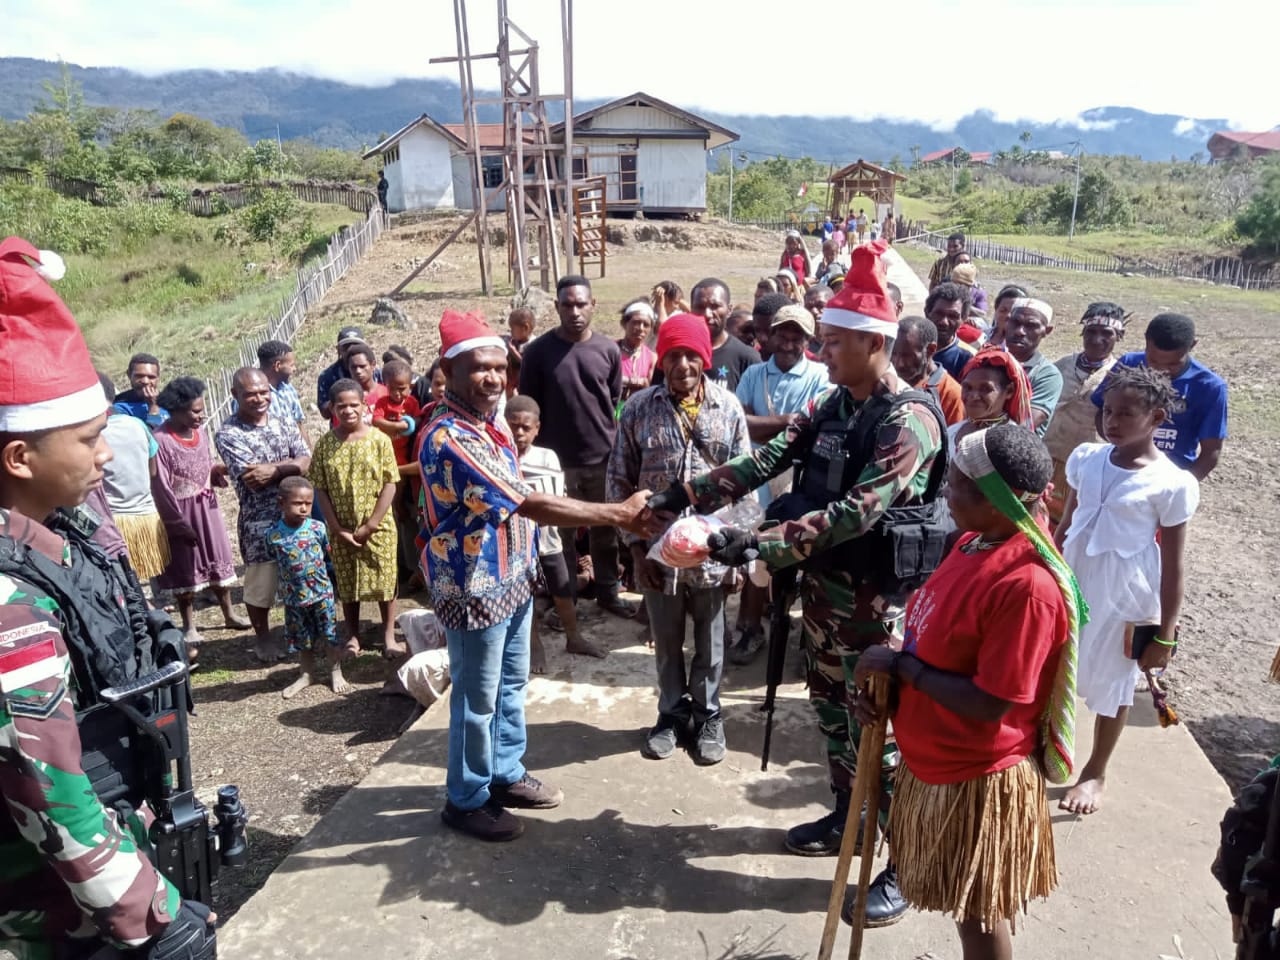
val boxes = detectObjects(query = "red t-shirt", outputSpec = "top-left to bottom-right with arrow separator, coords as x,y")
893,532 -> 1068,785
779,252 -> 807,280
373,393 -> 422,464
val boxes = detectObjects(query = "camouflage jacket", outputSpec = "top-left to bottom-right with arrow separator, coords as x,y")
688,370 -> 943,575
0,508 -> 180,954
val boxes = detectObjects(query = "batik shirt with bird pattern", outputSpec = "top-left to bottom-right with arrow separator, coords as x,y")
419,392 -> 537,631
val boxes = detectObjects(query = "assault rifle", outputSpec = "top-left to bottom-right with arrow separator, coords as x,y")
759,564 -> 799,771
101,658 -> 247,907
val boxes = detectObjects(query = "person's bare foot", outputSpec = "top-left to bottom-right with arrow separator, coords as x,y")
1060,775 -> 1106,815
330,663 -> 354,695
222,611 -> 252,630
184,629 -> 203,664
565,636 -> 608,659
382,637 -> 407,660
341,636 -> 363,661
282,671 -> 315,699
253,638 -> 283,663
530,642 -> 548,675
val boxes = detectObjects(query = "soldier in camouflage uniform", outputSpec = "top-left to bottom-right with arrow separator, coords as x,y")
647,242 -> 942,926
0,237 -> 216,958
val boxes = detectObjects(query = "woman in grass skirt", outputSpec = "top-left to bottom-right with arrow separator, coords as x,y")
855,423 -> 1085,959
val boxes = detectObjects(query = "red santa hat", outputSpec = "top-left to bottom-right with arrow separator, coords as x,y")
819,239 -> 898,339
0,236 -> 105,432
439,309 -> 504,359
655,312 -> 712,369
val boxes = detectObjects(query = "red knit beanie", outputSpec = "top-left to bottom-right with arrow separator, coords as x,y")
656,312 -> 713,369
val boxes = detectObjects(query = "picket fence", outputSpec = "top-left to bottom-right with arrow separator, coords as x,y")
917,230 -> 1280,291
0,165 -> 377,217
201,206 -> 388,438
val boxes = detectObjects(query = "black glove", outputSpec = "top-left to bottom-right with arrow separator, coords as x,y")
147,901 -> 217,960
707,527 -> 759,566
646,481 -> 691,516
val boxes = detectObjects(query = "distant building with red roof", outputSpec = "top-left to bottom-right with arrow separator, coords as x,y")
1207,130 -> 1280,162
918,147 -> 992,167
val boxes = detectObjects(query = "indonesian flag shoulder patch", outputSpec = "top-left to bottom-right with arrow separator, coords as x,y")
0,625 -> 66,695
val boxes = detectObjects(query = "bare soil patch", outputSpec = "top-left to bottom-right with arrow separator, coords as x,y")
189,222 -> 1280,919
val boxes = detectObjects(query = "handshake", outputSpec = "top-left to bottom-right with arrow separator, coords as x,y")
642,482 -> 759,566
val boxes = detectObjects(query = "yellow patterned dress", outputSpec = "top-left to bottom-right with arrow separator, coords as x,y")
308,428 -> 400,602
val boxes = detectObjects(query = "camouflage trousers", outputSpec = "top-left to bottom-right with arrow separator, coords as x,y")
800,573 -> 904,816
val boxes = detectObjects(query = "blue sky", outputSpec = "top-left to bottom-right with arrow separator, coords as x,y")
4,0 -> 1276,130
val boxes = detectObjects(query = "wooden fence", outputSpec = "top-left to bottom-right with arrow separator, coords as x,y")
0,165 -> 377,216
735,218 -> 930,240
172,182 -> 377,217
2,166 -> 105,203
916,230 -> 1280,291
201,206 -> 388,438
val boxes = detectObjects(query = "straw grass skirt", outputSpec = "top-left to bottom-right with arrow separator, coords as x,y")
888,756 -> 1056,932
113,512 -> 170,581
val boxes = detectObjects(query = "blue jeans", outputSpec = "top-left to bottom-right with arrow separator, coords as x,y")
443,598 -> 532,810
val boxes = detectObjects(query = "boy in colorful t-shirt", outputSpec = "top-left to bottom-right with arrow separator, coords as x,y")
266,476 -> 349,698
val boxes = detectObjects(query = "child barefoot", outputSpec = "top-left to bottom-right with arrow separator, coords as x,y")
1055,365 -> 1199,815
310,379 -> 401,661
504,395 -> 605,672
267,477 -> 351,697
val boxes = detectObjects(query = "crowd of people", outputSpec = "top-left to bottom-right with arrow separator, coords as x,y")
0,220 -> 1234,959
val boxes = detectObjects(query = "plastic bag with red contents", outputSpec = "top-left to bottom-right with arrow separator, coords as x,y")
646,499 -> 765,569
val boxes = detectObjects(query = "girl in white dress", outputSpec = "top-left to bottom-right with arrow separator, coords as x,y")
1054,365 -> 1199,815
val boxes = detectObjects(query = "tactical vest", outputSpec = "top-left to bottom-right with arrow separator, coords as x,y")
769,386 -> 951,590
0,507 -> 184,811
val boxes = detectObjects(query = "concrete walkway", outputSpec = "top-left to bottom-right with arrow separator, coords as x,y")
883,244 -> 928,317
220,612 -> 1235,960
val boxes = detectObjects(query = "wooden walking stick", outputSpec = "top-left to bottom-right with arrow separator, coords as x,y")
817,673 -> 890,960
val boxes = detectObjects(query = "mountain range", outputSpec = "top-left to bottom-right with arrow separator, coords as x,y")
0,57 -> 1229,163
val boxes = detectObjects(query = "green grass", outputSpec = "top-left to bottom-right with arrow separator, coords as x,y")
58,204 -> 362,380
975,230 -> 1224,262
893,195 -> 949,223
190,667 -> 236,687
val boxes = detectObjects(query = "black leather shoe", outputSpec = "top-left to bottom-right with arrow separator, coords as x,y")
842,864 -> 908,927
784,790 -> 860,856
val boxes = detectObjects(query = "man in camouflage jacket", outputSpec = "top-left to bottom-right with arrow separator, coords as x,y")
646,243 -> 941,926
0,236 -> 215,958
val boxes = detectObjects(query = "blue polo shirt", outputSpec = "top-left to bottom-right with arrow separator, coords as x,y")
1091,351 -> 1228,470
934,338 -> 978,380
736,355 -> 830,507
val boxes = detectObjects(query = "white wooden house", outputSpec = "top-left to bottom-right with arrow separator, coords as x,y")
363,91 -> 737,217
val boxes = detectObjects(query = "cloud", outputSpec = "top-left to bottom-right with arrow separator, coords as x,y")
2,0 -> 1278,130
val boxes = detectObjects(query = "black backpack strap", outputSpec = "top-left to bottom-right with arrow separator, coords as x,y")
851,388 -> 949,503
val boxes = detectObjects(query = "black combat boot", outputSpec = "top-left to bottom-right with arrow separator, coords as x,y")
784,788 -> 863,856
842,863 -> 909,927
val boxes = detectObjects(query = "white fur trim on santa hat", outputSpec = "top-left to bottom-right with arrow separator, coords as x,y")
820,307 -> 898,338
33,250 -> 65,282
0,381 -> 108,432
443,335 -> 506,359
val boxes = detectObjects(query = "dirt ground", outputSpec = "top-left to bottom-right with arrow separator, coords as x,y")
185,217 -> 1280,920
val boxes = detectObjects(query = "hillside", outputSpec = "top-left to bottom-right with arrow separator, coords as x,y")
0,56 -> 1232,162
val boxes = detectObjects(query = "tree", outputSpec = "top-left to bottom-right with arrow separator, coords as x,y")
30,62 -> 104,147
1236,157 -> 1280,254
1045,169 -> 1133,230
